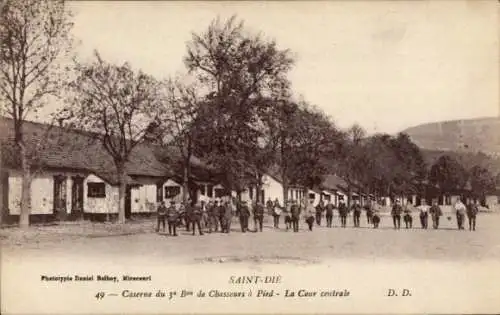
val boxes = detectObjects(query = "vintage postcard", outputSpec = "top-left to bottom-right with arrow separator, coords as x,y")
1,0 -> 499,314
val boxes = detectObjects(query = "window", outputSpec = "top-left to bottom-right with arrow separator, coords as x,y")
199,185 -> 206,195
87,182 -> 106,198
309,193 -> 315,199
214,188 -> 228,198
207,185 -> 214,198
249,187 -> 254,200
156,183 -> 163,201
165,186 -> 181,198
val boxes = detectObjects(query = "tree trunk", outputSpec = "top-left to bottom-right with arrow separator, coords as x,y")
19,143 -> 31,228
182,160 -> 189,204
282,170 -> 288,207
347,185 -> 352,208
0,142 -> 4,227
117,163 -> 126,224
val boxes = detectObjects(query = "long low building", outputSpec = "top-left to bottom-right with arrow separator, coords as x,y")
0,117 -> 218,223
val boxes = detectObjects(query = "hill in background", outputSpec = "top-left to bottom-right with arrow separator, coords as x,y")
403,117 -> 500,156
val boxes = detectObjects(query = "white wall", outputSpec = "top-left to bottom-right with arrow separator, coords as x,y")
485,195 -> 498,208
85,174 -> 119,214
8,170 -> 85,215
261,174 -> 284,206
130,183 -> 157,213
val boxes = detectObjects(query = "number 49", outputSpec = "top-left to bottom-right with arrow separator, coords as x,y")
95,292 -> 105,300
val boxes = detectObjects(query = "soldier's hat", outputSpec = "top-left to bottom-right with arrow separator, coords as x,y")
170,200 -> 175,204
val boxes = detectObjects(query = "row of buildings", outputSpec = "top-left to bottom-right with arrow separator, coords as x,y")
0,117 -> 499,224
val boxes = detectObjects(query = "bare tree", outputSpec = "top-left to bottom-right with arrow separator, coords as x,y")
0,0 -> 73,227
61,51 -> 160,224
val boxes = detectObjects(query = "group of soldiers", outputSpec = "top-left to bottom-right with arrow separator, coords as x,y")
390,198 -> 479,231
155,196 -> 480,236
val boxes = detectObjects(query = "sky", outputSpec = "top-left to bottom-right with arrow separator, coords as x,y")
57,0 -> 499,134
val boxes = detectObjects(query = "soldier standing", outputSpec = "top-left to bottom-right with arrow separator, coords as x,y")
156,201 -> 167,233
364,201 -> 373,225
338,201 -> 348,228
253,201 -> 265,232
208,200 -> 219,233
351,200 -> 362,227
325,200 -> 334,228
454,199 -> 466,230
429,201 -> 442,229
418,200 -> 430,229
200,200 -> 208,231
238,200 -> 251,233
372,206 -> 381,228
315,200 -> 325,226
466,200 -> 478,231
284,201 -> 292,230
189,200 -> 204,236
403,202 -> 413,229
391,200 -> 403,229
272,199 -> 282,228
290,200 -> 301,232
305,200 -> 316,231
222,200 -> 233,233
167,200 -> 178,236
217,199 -> 225,232
266,198 -> 274,215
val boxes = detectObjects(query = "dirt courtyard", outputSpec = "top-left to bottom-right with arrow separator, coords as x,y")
2,212 -> 500,264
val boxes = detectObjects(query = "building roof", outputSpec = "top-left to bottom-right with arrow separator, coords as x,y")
0,117 -> 185,185
321,174 -> 349,192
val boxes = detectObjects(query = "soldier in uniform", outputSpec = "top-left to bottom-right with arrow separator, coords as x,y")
272,199 -> 282,228
325,200 -> 335,228
466,200 -> 478,231
238,200 -> 251,233
290,200 -> 301,232
200,200 -> 208,230
429,201 -> 442,229
391,200 -> 403,229
156,201 -> 167,233
315,200 -> 325,226
305,200 -> 316,231
284,201 -> 292,230
266,198 -> 274,215
372,206 -> 381,228
403,202 -> 413,229
222,200 -> 233,233
338,201 -> 348,228
217,199 -> 226,232
188,200 -> 204,236
207,199 -> 219,233
418,200 -> 429,229
253,201 -> 265,232
351,200 -> 362,227
454,198 -> 466,230
167,200 -> 179,236
364,201 -> 373,225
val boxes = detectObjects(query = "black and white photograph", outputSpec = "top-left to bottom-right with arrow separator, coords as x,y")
1,1 -> 499,314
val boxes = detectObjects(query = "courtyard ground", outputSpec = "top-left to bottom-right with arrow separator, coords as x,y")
2,212 -> 500,263
2,213 -> 500,314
